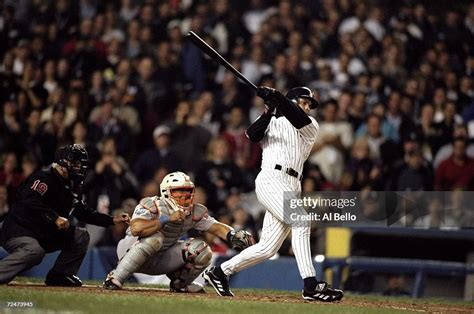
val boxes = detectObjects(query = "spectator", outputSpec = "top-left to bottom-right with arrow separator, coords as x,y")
385,91 -> 417,143
88,70 -> 107,108
261,53 -> 299,92
133,125 -> 179,185
309,100 -> 352,184
84,137 -> 139,212
389,147 -> 433,191
1,98 -> 23,154
413,197 -> 458,229
168,101 -> 212,174
435,138 -> 474,190
347,92 -> 367,132
231,205 -> 258,240
347,138 -> 382,191
433,124 -> 474,169
214,72 -> 253,122
188,92 -> 219,136
356,102 -> 399,142
360,114 -> 386,160
195,137 -> 245,210
88,97 -> 131,157
221,106 -> 261,176
21,153 -> 38,178
433,101 -> 463,148
140,180 -> 160,198
419,103 -> 443,160
119,0 -> 139,24
241,45 -> 272,85
0,152 -> 25,206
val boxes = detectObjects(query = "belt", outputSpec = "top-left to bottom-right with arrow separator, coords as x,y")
274,164 -> 302,181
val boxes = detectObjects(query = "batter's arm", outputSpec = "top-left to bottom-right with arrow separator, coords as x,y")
245,112 -> 273,142
276,96 -> 311,129
257,87 -> 311,129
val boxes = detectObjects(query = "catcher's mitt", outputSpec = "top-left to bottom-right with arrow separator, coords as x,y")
227,230 -> 256,251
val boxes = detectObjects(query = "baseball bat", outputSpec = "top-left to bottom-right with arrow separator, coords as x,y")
185,31 -> 257,91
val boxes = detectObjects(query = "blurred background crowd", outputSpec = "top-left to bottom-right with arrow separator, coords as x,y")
1,0 -> 474,251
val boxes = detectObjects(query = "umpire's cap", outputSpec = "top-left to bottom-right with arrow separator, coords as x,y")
286,87 -> 319,109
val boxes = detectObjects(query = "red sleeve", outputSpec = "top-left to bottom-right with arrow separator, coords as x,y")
93,40 -> 107,58
62,40 -> 77,55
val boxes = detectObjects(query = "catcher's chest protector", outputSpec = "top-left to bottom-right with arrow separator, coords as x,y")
158,199 -> 208,250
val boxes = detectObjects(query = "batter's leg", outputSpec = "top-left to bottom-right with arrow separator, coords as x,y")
291,218 -> 316,279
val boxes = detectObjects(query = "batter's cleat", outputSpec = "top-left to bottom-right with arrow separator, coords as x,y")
103,273 -> 122,290
45,273 -> 82,287
170,281 -> 205,293
302,281 -> 344,302
203,267 -> 234,297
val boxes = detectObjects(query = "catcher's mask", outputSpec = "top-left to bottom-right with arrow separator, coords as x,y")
286,87 -> 319,109
160,171 -> 195,214
54,144 -> 89,185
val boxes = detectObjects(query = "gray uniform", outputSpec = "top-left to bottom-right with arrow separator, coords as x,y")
112,196 -> 215,285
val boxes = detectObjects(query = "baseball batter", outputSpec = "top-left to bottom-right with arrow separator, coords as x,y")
204,86 -> 344,302
103,171 -> 254,292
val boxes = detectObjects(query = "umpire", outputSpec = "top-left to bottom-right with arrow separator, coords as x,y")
0,144 -> 130,286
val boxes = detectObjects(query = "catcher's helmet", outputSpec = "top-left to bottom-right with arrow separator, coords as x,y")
54,144 -> 89,184
160,171 -> 195,213
286,87 -> 319,109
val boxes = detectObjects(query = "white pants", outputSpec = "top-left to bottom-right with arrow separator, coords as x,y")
221,169 -> 316,279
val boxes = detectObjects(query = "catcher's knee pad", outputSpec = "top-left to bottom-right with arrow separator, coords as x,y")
139,233 -> 164,256
181,238 -> 212,268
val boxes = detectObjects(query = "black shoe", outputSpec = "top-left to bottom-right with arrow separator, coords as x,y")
103,273 -> 122,290
45,273 -> 82,287
302,281 -> 344,302
203,267 -> 234,297
103,278 -> 122,290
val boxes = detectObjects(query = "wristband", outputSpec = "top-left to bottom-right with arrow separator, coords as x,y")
226,230 -> 235,244
159,215 -> 170,226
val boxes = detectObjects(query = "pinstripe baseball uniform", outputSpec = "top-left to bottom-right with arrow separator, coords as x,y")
221,113 -> 319,279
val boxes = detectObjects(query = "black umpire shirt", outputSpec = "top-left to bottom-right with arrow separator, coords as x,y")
0,166 -> 114,245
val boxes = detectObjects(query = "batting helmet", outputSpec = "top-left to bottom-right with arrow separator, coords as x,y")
286,87 -> 319,109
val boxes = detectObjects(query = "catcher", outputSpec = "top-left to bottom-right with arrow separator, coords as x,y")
103,171 -> 255,292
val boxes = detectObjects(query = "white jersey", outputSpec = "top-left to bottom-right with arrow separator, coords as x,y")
260,115 -> 319,174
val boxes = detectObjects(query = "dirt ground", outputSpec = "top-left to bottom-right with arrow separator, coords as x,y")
6,283 -> 474,313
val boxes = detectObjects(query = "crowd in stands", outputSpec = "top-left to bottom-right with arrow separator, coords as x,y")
1,0 -> 474,251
